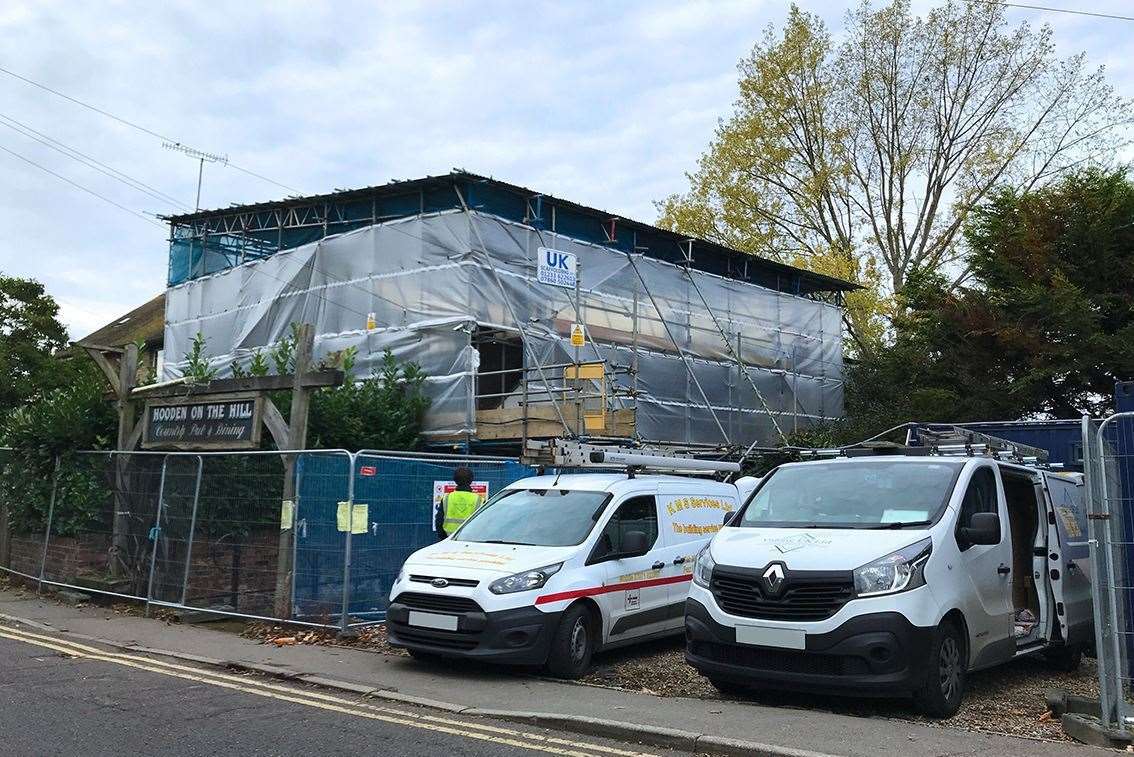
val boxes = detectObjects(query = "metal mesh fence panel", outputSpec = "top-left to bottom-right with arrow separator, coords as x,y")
2,447 -> 539,630
291,451 -> 352,624
169,452 -> 292,619
343,451 -> 535,625
0,447 -> 36,581
38,452 -> 164,600
148,455 -> 203,606
1088,412 -> 1134,729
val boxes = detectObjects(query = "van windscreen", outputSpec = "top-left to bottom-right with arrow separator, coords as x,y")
455,489 -> 611,546
739,461 -> 962,529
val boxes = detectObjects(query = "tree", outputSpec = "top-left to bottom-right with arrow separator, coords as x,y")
0,355 -> 117,535
658,1 -> 1130,353
0,274 -> 69,418
846,167 -> 1134,432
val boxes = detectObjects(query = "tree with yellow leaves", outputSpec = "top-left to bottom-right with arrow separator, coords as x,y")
658,1 -> 1129,354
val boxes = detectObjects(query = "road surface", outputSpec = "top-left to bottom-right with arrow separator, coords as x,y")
0,625 -> 672,757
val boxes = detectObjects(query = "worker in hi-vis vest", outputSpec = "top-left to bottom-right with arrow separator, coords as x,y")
435,466 -> 483,539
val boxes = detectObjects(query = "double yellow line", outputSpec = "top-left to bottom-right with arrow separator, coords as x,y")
0,622 -> 657,757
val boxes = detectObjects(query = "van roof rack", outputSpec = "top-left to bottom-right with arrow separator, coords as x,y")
905,424 -> 1051,464
525,439 -> 741,475
795,423 -> 1056,468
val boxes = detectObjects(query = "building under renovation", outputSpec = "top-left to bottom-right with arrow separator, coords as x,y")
162,171 -> 855,452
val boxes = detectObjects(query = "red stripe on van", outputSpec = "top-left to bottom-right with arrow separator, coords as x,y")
534,574 -> 692,605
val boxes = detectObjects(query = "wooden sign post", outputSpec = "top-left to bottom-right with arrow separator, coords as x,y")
87,324 -> 339,608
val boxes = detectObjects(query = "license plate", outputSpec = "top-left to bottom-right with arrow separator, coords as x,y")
407,611 -> 459,631
736,625 -> 805,649
408,607 -> 460,634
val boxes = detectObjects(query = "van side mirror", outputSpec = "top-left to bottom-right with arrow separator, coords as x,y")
722,511 -> 735,526
621,530 -> 650,558
960,512 -> 1000,546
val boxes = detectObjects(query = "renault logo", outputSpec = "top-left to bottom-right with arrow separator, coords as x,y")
430,578 -> 449,589
762,563 -> 786,595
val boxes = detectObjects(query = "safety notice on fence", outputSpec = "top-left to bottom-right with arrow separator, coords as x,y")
432,481 -> 489,509
336,502 -> 369,534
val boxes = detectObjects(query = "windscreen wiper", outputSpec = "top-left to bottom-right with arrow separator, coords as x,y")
477,539 -> 537,545
867,520 -> 933,529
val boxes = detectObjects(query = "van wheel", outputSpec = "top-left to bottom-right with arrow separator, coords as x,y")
914,620 -> 966,719
1044,645 -> 1083,672
546,604 -> 595,679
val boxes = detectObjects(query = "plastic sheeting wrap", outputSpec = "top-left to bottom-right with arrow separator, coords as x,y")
164,210 -> 844,445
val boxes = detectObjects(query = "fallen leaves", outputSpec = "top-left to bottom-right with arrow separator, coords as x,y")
241,622 -> 402,654
580,636 -> 1099,743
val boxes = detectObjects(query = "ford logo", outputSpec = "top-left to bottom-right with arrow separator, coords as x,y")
430,578 -> 449,589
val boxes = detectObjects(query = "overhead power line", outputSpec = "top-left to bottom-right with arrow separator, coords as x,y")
975,1 -> 1134,21
0,111 -> 189,209
0,64 -> 303,195
0,141 -> 164,227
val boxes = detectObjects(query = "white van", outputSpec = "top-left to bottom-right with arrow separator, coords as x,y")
684,453 -> 1091,717
387,472 -> 754,677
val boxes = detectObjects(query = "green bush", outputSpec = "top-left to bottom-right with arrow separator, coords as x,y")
309,349 -> 430,451
229,325 -> 431,452
0,355 -> 116,535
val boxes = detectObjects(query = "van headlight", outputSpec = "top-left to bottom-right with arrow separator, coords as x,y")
853,538 -> 932,597
692,546 -> 715,589
488,563 -> 563,595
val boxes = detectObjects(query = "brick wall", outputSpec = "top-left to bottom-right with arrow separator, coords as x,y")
3,528 -> 281,614
179,528 -> 279,613
5,533 -> 111,579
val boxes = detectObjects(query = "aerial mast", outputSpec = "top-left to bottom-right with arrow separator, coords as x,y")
162,142 -> 228,210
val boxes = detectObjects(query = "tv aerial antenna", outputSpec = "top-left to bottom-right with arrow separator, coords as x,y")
162,142 -> 228,210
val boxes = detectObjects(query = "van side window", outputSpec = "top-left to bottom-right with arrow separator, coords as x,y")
957,467 -> 998,548
595,496 -> 658,559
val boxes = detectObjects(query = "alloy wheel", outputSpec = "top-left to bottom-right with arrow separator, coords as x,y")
939,635 -> 961,702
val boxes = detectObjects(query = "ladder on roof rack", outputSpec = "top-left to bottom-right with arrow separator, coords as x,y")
905,424 -> 1051,464
524,439 -> 740,474
791,423 -> 1057,468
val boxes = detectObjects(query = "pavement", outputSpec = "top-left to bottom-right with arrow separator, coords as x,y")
0,586 -> 1114,757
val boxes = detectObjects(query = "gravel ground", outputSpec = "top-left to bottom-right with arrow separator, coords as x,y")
580,635 -> 1099,742
240,620 -> 1098,743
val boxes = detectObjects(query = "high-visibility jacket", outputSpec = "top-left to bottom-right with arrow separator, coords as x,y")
442,490 -> 481,535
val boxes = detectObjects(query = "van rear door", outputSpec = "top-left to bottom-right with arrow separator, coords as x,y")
1042,472 -> 1093,646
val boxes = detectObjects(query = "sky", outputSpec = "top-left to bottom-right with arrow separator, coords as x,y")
1,0 -> 1132,340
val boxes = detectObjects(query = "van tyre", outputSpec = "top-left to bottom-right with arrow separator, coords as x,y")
546,604 -> 595,679
914,620 -> 966,719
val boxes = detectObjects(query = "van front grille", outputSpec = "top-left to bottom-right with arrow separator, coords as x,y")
408,575 -> 480,588
711,568 -> 853,622
691,641 -> 864,676
394,628 -> 479,651
393,592 -> 482,615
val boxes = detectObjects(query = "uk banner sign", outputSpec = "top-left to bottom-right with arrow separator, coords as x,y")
536,247 -> 577,289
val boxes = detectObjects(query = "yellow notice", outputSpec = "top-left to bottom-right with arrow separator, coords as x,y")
280,500 -> 294,530
336,502 -> 369,534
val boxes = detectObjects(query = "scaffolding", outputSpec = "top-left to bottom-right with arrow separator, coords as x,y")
163,172 -> 853,452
